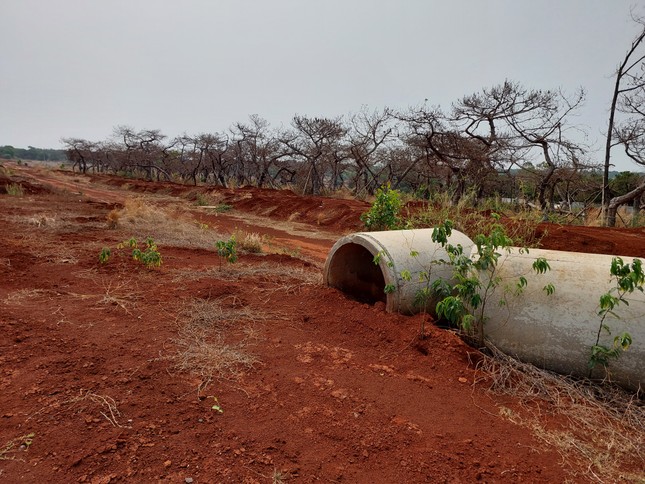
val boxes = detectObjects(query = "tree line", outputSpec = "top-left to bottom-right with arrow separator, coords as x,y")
0,145 -> 67,162
61,14 -> 645,226
63,82 -> 593,200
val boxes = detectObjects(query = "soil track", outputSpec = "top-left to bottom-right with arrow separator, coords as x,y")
1,162 -> 642,482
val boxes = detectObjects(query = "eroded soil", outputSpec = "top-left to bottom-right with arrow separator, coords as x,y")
1,162 -> 643,482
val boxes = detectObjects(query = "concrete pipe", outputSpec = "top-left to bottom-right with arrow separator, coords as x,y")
323,228 -> 474,314
481,248 -> 645,390
324,229 -> 644,390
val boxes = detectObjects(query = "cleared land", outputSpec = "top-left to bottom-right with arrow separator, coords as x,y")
1,162 -> 643,482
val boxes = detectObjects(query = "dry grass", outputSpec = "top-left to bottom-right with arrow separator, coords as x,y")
3,288 -> 56,304
27,389 -> 124,428
583,206 -> 645,228
26,214 -> 57,228
320,185 -> 356,200
406,193 -> 544,248
170,262 -> 320,287
475,345 -> 645,482
93,277 -> 141,314
234,230 -> 266,254
107,197 -> 224,249
171,298 -> 261,391
0,433 -> 35,461
64,390 -> 123,427
5,183 -> 24,197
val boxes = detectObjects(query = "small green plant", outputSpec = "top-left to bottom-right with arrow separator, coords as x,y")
214,204 -> 232,213
590,257 -> 644,372
99,247 -> 111,264
6,183 -> 24,196
131,237 -> 162,268
360,183 -> 402,231
215,235 -> 238,268
209,396 -> 224,414
195,193 -> 210,206
102,237 -> 163,269
430,216 -> 552,346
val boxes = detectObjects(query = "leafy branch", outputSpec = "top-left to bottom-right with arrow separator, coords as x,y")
590,257 -> 643,372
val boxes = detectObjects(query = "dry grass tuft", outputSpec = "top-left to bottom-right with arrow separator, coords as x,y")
171,298 -> 260,390
26,214 -> 57,228
5,183 -> 24,197
107,197 -> 224,249
28,389 -> 123,428
476,345 -> 645,482
94,277 -> 141,314
64,390 -> 123,427
234,230 -> 266,254
407,195 -> 544,248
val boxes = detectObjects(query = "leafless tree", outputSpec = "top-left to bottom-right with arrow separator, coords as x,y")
603,13 -> 645,224
398,104 -> 496,203
280,115 -> 348,195
454,81 -> 588,209
229,115 -> 287,188
346,107 -> 396,195
61,137 -> 98,174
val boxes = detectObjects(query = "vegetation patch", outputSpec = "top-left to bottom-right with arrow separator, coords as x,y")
106,197 -> 225,249
171,298 -> 260,391
477,346 -> 645,483
5,183 -> 24,197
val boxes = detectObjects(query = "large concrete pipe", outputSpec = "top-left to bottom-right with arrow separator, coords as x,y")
482,248 -> 644,390
324,230 -> 644,390
323,229 -> 474,314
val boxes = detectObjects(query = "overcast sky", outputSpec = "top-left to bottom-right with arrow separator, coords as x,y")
1,1 -> 643,170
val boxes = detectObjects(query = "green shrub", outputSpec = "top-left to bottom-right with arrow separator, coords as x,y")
590,257 -> 644,373
215,236 -> 238,268
99,237 -> 162,269
430,216 -> 552,345
360,183 -> 402,231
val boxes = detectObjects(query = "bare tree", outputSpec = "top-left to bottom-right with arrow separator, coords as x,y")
346,107 -> 395,195
280,115 -> 348,195
230,115 -> 286,188
398,104 -> 496,203
61,137 -> 97,174
607,85 -> 645,225
603,14 -> 645,224
454,81 -> 587,209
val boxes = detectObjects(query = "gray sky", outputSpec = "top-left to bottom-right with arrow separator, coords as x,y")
1,0 -> 642,170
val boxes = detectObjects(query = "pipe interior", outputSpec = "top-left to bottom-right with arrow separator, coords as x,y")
326,242 -> 386,305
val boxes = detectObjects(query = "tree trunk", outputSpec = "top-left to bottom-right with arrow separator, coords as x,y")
606,181 -> 645,227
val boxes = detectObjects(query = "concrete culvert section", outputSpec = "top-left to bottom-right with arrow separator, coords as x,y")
324,229 -> 644,391
482,248 -> 645,391
323,229 -> 475,314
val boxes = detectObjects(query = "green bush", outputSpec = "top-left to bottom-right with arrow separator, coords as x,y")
360,183 -> 402,231
590,257 -> 644,373
215,236 -> 238,268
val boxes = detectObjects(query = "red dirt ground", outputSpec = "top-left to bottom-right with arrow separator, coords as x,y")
1,162 -> 643,482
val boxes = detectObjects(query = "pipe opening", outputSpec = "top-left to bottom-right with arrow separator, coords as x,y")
326,242 -> 386,305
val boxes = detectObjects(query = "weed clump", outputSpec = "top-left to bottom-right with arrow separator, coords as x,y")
5,183 -> 24,197
98,237 -> 162,269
